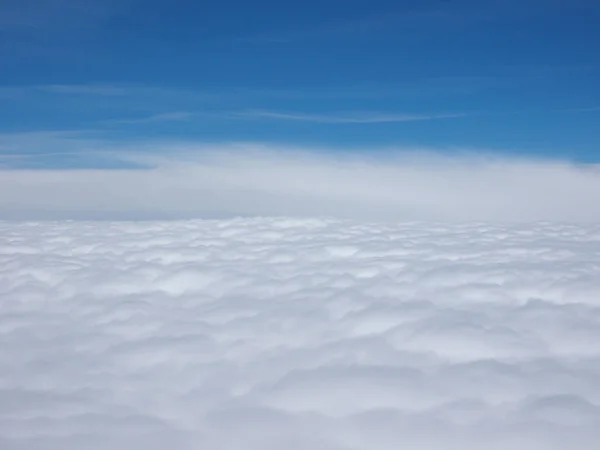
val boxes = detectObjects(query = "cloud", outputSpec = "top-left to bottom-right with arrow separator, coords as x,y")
0,0 -> 129,32
231,12 -> 395,44
231,110 -> 467,123
567,106 -> 600,113
230,0 -> 592,46
1,218 -> 600,449
101,112 -> 194,125
5,81 -> 484,102
37,84 -> 129,96
0,130 -> 108,156
1,142 -> 600,221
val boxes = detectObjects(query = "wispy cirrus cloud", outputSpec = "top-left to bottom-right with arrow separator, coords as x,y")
0,0 -> 131,32
0,130 -> 103,152
100,111 -> 194,125
228,1 -> 495,45
15,80 -> 484,100
36,84 -> 129,96
2,72 -> 578,103
566,106 -> 600,113
229,0 -> 592,46
231,110 -> 468,124
232,13 -> 395,44
0,130 -> 123,169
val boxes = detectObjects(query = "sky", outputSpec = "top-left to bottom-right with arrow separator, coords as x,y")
1,0 -> 599,166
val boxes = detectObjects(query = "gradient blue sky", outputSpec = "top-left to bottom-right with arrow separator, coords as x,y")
1,0 -> 599,165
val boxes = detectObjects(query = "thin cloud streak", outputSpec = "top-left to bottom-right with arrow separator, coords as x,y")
37,84 -> 130,96
231,110 -> 468,123
100,111 -> 194,125
566,106 -> 600,113
14,81 -> 481,100
0,0 -> 130,32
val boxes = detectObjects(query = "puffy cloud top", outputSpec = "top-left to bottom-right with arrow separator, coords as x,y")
2,218 -> 600,449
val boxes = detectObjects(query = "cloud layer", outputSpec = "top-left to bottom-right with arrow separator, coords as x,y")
2,218 -> 600,449
1,143 -> 600,221
231,110 -> 467,123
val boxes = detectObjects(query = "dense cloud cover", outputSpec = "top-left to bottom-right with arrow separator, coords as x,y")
2,218 -> 600,449
2,147 -> 600,221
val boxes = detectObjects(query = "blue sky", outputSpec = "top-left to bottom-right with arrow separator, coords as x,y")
1,0 -> 599,166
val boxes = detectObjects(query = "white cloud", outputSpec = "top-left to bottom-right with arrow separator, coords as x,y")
101,111 -> 194,125
568,106 -> 600,113
1,142 -> 600,221
37,84 -> 129,96
1,218 -> 600,449
0,0 -> 128,32
232,110 -> 467,123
